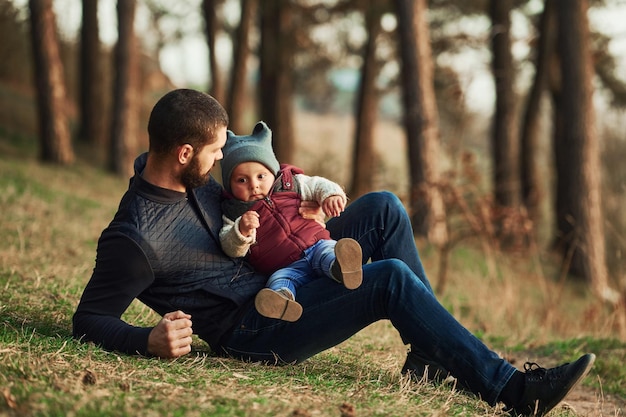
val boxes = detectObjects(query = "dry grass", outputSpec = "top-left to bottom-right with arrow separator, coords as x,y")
1,133 -> 625,416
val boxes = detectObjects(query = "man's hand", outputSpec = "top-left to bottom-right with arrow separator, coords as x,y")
147,311 -> 193,358
299,200 -> 326,227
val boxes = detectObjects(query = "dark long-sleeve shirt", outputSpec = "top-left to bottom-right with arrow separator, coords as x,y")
72,154 -> 267,355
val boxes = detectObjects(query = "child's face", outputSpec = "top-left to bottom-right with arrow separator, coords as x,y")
230,162 -> 276,201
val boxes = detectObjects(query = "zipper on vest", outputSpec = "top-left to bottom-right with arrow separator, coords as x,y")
264,196 -> 274,208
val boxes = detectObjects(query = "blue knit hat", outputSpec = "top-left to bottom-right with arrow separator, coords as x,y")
221,121 -> 280,193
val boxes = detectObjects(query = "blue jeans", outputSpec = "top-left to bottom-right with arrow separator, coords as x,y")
220,191 -> 516,405
266,239 -> 337,297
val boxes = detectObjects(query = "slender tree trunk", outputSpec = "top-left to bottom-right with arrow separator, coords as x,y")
548,2 -> 566,260
227,0 -> 256,134
259,1 -> 279,137
28,0 -> 74,165
395,0 -> 447,246
259,0 -> 294,163
79,0 -> 105,145
109,0 -> 138,177
490,0 -> 519,209
202,0 -> 226,104
414,0 -> 447,246
350,0 -> 381,199
520,0 -> 556,225
556,0 -> 618,302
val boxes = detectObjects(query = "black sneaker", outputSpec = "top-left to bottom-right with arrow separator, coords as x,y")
401,349 -> 452,384
508,353 -> 595,416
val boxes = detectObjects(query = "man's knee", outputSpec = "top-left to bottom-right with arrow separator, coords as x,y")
363,190 -> 401,207
358,191 -> 405,218
368,258 -> 412,282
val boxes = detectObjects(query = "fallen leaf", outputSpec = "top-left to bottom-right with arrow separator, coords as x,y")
339,402 -> 356,417
82,369 -> 97,385
2,388 -> 17,409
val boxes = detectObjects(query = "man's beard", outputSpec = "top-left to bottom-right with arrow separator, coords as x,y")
181,156 -> 211,189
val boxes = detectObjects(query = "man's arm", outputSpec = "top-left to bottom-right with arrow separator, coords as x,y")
72,234 -> 192,357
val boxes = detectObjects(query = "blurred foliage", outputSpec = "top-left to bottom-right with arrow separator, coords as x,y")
0,0 -> 625,284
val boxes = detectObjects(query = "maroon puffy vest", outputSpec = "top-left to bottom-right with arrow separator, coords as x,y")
247,165 -> 331,275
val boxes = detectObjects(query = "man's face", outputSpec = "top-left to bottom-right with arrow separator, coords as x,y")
181,126 -> 227,189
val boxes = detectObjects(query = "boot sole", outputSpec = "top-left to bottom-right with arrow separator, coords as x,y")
255,288 -> 303,322
335,238 -> 363,290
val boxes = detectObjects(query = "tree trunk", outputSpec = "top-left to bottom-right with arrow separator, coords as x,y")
548,41 -> 566,250
109,0 -> 138,177
28,0 -> 74,165
490,0 -> 519,209
395,0 -> 447,246
259,0 -> 294,163
227,0 -> 256,134
519,0 -> 556,225
202,0 -> 226,104
350,0 -> 381,199
79,0 -> 105,146
556,0 -> 618,303
259,1 -> 279,136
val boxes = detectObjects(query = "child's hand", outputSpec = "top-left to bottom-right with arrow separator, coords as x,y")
322,195 -> 345,218
239,211 -> 260,237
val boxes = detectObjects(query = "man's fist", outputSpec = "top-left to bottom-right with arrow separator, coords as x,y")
147,311 -> 193,358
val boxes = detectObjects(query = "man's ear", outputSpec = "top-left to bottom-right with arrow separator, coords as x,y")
177,144 -> 194,165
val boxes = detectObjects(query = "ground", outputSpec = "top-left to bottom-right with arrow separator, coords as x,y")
560,384 -> 624,416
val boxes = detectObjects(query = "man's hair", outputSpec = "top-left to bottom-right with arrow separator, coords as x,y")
147,89 -> 229,155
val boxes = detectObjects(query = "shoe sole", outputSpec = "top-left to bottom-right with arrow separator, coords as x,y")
255,288 -> 303,322
334,238 -> 363,290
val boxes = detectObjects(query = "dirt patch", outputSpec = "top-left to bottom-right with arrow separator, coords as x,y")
557,384 -> 625,416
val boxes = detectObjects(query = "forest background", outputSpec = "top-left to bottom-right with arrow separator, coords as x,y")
2,0 -> 626,416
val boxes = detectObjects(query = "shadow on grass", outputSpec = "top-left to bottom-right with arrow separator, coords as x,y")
1,306 -> 72,341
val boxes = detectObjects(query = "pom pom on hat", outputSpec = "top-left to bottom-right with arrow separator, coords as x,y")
221,121 -> 280,193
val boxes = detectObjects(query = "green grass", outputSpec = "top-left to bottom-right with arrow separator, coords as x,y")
1,137 -> 625,416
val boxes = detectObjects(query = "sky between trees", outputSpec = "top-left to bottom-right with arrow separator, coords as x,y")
10,0 -> 626,112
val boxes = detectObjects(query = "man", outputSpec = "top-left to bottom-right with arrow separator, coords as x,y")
73,89 -> 595,416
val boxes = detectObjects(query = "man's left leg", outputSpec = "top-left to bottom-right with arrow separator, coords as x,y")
326,191 -> 440,376
220,259 -> 514,405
